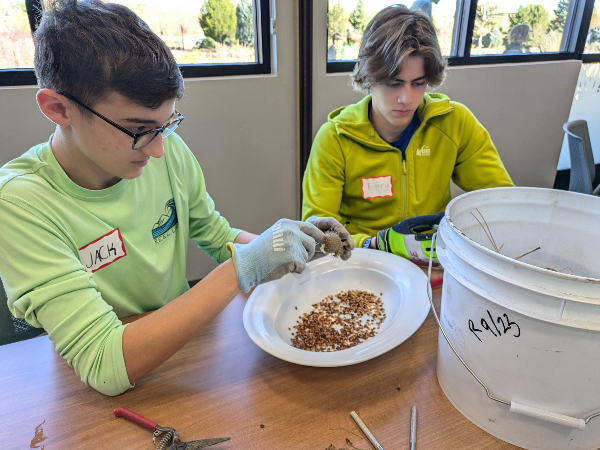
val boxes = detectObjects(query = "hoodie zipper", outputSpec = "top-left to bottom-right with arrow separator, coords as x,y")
401,150 -> 407,221
398,107 -> 450,221
335,100 -> 453,223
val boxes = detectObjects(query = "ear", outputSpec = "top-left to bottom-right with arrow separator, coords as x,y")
36,89 -> 74,127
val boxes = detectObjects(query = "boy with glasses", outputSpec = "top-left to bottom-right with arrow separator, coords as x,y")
0,0 -> 352,395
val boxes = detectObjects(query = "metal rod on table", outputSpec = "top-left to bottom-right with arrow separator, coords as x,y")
350,411 -> 384,450
410,406 -> 417,450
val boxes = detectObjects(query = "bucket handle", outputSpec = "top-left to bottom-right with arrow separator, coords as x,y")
428,232 -> 600,430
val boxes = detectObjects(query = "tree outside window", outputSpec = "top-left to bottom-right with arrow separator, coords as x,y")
327,0 -> 457,60
0,0 -> 261,70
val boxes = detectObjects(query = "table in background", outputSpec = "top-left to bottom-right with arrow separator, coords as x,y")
0,289 -> 517,449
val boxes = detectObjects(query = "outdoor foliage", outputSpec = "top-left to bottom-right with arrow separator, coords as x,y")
587,8 -> 600,51
0,0 -> 34,69
473,0 -> 501,51
483,28 -> 503,48
177,13 -> 196,50
510,4 -> 550,31
550,0 -> 568,32
236,0 -> 254,47
348,0 -> 368,33
200,0 -> 237,44
591,7 -> 600,29
328,3 -> 348,38
200,36 -> 217,49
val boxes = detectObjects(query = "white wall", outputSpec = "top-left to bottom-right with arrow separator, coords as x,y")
311,1 -> 580,191
0,1 -> 298,281
558,63 -> 600,170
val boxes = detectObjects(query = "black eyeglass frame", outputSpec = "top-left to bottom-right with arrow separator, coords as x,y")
59,93 -> 185,150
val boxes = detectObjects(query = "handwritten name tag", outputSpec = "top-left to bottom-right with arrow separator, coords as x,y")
79,229 -> 127,273
361,176 -> 393,199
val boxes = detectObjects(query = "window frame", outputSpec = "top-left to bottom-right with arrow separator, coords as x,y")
325,0 -> 597,73
580,0 -> 600,60
0,0 -> 272,86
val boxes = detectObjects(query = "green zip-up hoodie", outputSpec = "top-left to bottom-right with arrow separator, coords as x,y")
302,93 -> 514,247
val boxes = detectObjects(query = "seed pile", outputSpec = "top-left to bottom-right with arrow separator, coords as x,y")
323,231 -> 344,258
290,290 -> 386,352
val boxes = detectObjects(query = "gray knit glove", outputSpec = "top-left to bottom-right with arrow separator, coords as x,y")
304,216 -> 354,261
229,219 -> 321,292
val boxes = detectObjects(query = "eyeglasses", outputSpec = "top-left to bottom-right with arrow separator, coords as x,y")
60,93 -> 185,150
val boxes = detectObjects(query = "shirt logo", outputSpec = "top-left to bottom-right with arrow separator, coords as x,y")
153,199 -> 178,244
361,176 -> 393,199
272,222 -> 285,252
416,145 -> 431,156
79,228 -> 127,273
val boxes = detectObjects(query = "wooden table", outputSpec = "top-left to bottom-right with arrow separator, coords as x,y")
0,288 -> 517,450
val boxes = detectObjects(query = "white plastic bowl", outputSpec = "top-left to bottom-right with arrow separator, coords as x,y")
243,248 -> 430,367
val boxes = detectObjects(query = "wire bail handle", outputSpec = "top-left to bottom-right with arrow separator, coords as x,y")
426,231 -> 599,430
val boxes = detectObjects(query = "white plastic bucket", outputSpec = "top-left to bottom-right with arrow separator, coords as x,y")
435,187 -> 600,450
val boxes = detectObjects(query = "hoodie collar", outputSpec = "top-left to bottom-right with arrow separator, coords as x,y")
329,92 -> 454,151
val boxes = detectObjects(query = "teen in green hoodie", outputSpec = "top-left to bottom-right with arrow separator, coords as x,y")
302,5 -> 514,256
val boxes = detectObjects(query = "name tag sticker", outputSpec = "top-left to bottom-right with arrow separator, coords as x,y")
361,176 -> 393,199
79,228 -> 127,273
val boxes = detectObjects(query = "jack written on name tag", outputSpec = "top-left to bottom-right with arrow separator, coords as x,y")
79,228 -> 127,273
361,176 -> 393,199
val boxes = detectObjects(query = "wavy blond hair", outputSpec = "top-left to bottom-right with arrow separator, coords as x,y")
351,5 -> 447,93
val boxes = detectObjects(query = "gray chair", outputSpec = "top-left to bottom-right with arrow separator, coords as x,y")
563,120 -> 600,196
0,278 -> 44,346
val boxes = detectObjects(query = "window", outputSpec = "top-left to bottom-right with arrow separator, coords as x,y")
471,0 -> 572,56
557,62 -> 600,171
327,0 -> 594,71
0,0 -> 272,86
583,0 -> 600,53
0,0 -> 35,69
327,0 -> 457,61
115,0 -> 257,65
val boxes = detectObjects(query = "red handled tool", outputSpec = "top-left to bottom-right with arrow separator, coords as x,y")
114,407 -> 230,450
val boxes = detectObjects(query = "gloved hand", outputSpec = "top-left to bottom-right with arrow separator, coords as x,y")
303,216 -> 354,261
376,212 -> 444,265
228,219 -> 320,292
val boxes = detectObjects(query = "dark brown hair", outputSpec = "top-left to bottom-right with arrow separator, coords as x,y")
34,0 -> 184,113
351,4 -> 447,93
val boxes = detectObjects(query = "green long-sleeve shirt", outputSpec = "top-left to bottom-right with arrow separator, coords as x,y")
0,133 -> 242,395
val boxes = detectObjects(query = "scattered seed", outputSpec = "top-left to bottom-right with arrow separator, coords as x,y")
290,290 -> 386,352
